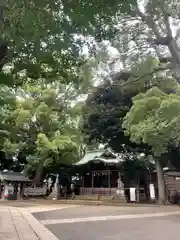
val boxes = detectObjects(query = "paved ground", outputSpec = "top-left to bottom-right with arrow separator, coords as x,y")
0,207 -> 39,240
33,205 -> 180,240
0,203 -> 77,240
2,202 -> 180,240
46,215 -> 180,240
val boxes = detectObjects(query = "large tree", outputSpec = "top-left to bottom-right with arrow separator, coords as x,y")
0,82 -> 82,183
81,57 -> 177,152
81,57 -> 179,203
78,0 -> 180,203
122,87 -> 180,203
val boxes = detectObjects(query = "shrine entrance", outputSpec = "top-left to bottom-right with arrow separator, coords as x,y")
73,149 -> 152,202
81,169 -> 120,197
74,149 -> 126,201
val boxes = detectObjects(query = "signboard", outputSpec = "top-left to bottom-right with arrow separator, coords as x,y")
130,187 -> 136,202
149,184 -> 155,200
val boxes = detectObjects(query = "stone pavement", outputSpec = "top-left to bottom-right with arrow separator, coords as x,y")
0,207 -> 39,240
2,203 -> 180,240
0,204 -> 77,240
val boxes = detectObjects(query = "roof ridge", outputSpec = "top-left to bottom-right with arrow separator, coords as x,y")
86,149 -> 105,153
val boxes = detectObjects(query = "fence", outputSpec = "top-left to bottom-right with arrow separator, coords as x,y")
80,187 -> 117,196
24,187 -> 46,196
79,187 -> 148,202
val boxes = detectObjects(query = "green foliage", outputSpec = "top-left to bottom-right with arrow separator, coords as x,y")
123,87 -> 180,156
1,0 -> 180,180
3,139 -> 19,158
123,57 -> 177,96
3,0 -> 80,83
0,0 -> 137,174
0,0 -> 136,86
0,82 -> 82,177
33,133 -> 78,168
82,83 -> 131,152
1,0 -> 179,87
81,57 -> 177,152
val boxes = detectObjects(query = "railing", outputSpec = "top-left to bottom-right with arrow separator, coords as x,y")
79,187 -> 148,202
80,187 -> 116,196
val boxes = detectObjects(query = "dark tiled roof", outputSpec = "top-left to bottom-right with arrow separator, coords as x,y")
164,171 -> 180,177
0,171 -> 32,182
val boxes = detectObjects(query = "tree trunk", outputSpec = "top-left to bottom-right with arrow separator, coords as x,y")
155,159 -> 166,204
136,1 -> 180,83
33,164 -> 43,185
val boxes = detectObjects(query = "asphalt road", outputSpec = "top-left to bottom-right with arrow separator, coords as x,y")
33,205 -> 180,240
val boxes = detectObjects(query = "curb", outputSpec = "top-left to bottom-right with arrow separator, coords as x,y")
18,208 -> 59,240
46,200 -> 163,208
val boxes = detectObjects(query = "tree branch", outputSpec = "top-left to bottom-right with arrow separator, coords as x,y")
110,71 -> 133,82
158,57 -> 173,63
0,40 -> 7,70
112,63 -> 173,88
159,1 -> 173,39
0,1 -> 7,71
135,2 -> 163,41
0,0 -> 4,22
135,1 -> 174,48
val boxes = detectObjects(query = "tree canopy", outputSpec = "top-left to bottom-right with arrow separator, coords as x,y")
123,87 -> 180,157
0,82 -> 83,182
0,0 -> 134,86
81,54 -> 179,203
122,86 -> 180,203
1,0 -> 180,194
81,57 -> 177,152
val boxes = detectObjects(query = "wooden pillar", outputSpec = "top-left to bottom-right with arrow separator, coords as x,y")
108,171 -> 111,195
81,176 -> 84,196
82,176 -> 84,188
136,180 -> 140,202
118,172 -> 121,181
13,182 -> 18,200
0,181 -> 1,199
20,183 -> 24,199
91,171 -> 94,194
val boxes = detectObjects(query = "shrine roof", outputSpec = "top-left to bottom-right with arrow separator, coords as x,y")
0,171 -> 32,182
74,149 -> 124,166
75,150 -> 104,165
